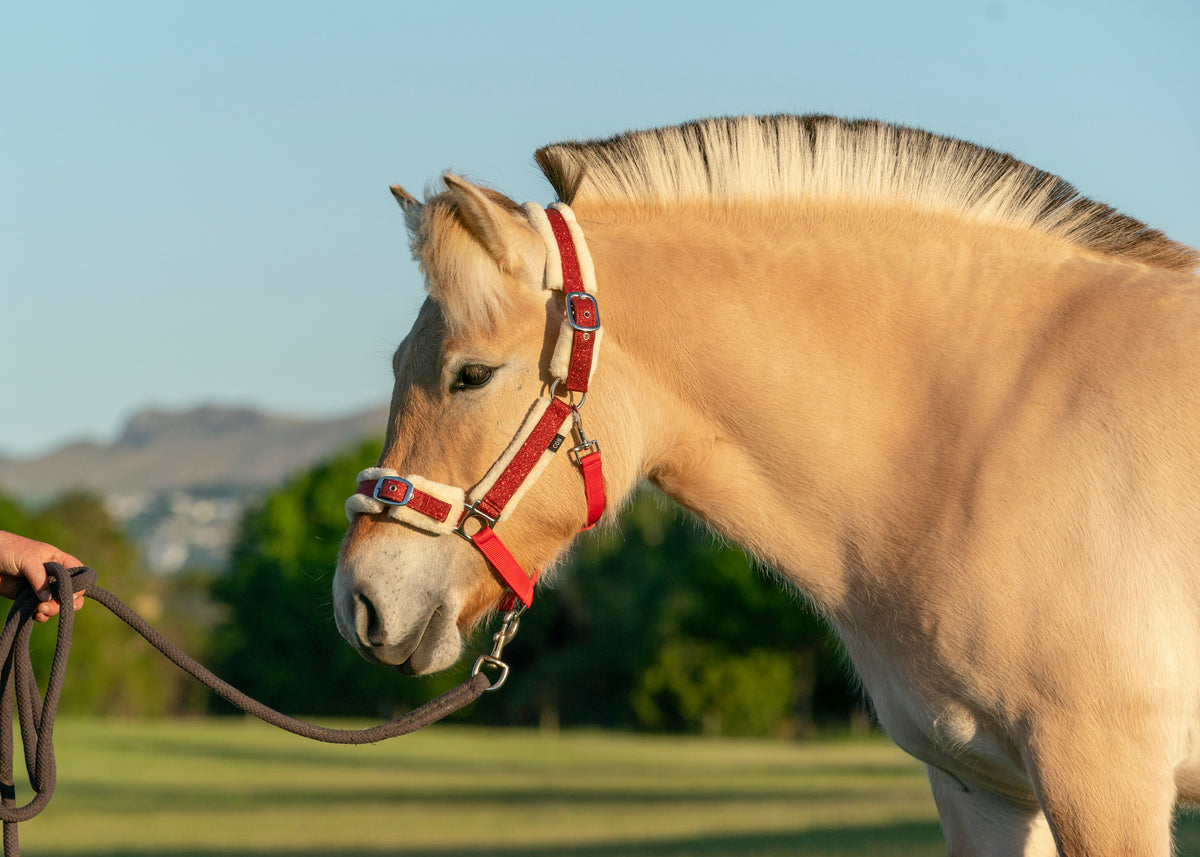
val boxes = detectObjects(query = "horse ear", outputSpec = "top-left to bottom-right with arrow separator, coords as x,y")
441,173 -> 537,274
389,184 -> 424,235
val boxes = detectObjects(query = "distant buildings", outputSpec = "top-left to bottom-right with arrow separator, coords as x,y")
105,489 -> 247,573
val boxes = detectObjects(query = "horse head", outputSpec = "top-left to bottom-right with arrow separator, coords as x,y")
333,175 -> 627,674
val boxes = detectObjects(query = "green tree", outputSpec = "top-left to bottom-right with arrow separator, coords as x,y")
0,487 -> 178,715
494,489 -> 863,736
632,641 -> 797,737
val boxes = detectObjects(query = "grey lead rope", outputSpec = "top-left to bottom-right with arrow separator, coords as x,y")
0,563 -> 497,856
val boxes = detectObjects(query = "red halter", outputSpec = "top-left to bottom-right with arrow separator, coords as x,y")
348,204 -> 606,608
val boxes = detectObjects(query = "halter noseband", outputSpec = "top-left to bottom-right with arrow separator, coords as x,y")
345,203 -> 606,608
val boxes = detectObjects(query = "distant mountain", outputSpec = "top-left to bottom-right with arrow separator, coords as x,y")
0,403 -> 389,573
0,403 -> 389,500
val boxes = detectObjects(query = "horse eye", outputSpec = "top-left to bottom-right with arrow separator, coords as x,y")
451,364 -> 494,391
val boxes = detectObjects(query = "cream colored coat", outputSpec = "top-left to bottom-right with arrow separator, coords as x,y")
335,116 -> 1200,856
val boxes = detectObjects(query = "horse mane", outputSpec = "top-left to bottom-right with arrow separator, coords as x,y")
535,115 -> 1198,273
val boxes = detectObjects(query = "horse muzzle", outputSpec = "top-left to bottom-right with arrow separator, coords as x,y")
333,545 -> 466,674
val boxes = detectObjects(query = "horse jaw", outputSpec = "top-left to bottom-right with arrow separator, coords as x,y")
333,524 -> 488,674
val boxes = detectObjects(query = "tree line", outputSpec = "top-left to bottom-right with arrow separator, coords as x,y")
0,489 -> 212,715
0,439 -> 868,736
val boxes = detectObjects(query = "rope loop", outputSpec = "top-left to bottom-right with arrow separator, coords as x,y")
0,563 -> 500,856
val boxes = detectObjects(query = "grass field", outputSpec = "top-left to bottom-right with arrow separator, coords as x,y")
13,719 -> 942,856
11,720 -> 1200,856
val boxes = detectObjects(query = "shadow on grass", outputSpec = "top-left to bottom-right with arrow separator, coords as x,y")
26,820 -> 947,857
86,734 -> 923,781
47,781 -> 930,813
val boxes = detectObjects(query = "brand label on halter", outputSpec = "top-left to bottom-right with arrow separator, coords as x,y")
548,434 -> 566,453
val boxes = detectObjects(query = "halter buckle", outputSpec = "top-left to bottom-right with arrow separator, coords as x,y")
566,292 -> 601,332
372,477 -> 414,506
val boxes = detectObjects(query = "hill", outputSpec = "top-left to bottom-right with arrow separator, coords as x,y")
0,403 -> 388,572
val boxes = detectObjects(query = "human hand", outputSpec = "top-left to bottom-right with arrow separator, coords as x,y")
0,531 -> 87,622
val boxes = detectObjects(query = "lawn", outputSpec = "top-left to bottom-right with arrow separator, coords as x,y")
14,720 -> 944,856
14,720 -> 1200,856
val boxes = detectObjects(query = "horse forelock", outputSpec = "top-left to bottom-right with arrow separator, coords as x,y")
535,114 -> 1198,273
407,187 -> 523,337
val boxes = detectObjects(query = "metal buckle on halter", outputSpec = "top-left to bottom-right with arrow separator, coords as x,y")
455,501 -> 498,542
373,477 -> 414,506
566,292 -> 601,332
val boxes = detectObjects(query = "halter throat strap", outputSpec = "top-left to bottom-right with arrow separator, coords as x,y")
347,203 -> 606,608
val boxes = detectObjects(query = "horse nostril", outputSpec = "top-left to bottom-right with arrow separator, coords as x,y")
355,591 -> 384,647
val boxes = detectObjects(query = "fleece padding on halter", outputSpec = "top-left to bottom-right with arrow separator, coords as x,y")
346,469 -> 466,535
524,203 -> 603,391
466,396 -> 576,522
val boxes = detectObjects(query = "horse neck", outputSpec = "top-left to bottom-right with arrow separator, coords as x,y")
581,200 -> 1096,612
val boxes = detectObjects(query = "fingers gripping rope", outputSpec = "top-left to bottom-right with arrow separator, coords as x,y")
0,564 -> 499,856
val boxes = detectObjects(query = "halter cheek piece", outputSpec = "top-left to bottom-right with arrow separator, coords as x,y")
345,203 -> 606,609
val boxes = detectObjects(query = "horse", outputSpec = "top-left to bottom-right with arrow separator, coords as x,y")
333,114 -> 1200,856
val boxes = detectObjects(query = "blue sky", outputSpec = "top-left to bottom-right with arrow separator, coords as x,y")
3,1 -> 1197,457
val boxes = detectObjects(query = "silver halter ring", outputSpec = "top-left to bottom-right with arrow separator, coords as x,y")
549,378 -> 587,411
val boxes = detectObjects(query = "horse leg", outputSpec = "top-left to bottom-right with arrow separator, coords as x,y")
1024,725 -> 1176,857
928,767 -> 1058,857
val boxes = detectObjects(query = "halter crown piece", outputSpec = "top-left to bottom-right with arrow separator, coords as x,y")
345,202 -> 606,609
